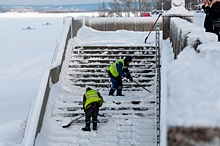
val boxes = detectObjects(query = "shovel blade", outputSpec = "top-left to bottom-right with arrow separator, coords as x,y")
61,117 -> 72,128
61,114 -> 85,128
62,122 -> 72,128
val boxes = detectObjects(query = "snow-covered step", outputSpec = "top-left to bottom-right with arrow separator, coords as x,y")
67,68 -> 156,71
68,79 -> 154,84
67,82 -> 154,89
67,77 -> 155,81
52,111 -> 156,117
67,73 -> 156,79
73,46 -> 156,52
73,46 -> 156,50
68,63 -> 156,69
70,58 -> 157,64
52,100 -> 155,118
71,54 -> 156,58
54,103 -> 155,109
46,117 -> 156,146
53,99 -> 156,108
67,72 -> 156,77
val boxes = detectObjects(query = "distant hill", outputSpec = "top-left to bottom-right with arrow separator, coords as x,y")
0,3 -> 100,13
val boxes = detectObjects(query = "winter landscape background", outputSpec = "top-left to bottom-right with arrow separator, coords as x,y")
0,4 -> 100,12
0,12 -> 98,145
1,11 -> 220,146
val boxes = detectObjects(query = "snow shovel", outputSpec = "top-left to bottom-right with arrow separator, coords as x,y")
62,114 -> 85,128
133,80 -> 151,93
144,13 -> 162,43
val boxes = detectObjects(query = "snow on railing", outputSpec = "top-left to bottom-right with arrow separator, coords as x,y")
169,17 -> 218,59
51,17 -> 72,65
170,17 -> 203,59
186,31 -> 218,50
84,17 -> 163,31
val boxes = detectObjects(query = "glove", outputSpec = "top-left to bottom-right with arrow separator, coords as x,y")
126,75 -> 133,82
129,77 -> 133,82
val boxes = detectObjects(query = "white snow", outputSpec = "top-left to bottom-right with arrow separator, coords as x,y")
167,45 -> 220,127
1,11 -> 219,146
73,25 -> 158,46
168,6 -> 189,14
197,42 -> 220,52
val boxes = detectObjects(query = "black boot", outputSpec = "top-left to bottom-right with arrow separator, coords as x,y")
116,94 -> 125,96
116,89 -> 124,96
108,88 -> 115,96
93,122 -> 97,131
82,123 -> 91,131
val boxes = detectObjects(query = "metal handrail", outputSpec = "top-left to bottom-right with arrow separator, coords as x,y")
155,23 -> 161,146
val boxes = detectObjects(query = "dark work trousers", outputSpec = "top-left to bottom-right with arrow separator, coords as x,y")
214,27 -> 220,41
85,107 -> 98,127
110,76 -> 123,95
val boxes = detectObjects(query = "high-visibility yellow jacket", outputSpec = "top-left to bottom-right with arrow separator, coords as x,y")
109,59 -> 125,77
84,89 -> 103,109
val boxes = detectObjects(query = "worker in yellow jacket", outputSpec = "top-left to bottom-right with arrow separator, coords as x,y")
108,56 -> 133,96
82,87 -> 103,131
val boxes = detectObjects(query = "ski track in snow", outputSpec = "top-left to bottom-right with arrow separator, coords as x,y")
0,53 -> 53,84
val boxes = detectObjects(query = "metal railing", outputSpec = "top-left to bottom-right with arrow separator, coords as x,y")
155,23 -> 161,146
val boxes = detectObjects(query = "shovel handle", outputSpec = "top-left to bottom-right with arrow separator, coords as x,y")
72,114 -> 85,122
62,114 -> 85,128
133,80 -> 151,93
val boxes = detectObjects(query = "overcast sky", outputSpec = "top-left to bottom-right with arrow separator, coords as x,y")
1,0 -> 112,5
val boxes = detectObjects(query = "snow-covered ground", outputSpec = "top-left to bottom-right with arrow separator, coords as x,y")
0,12 -> 98,145
1,12 -> 220,146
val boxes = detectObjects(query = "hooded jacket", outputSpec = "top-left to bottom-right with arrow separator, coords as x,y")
108,56 -> 132,78
83,88 -> 103,109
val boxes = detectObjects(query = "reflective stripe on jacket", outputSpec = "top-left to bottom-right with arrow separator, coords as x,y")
84,90 -> 102,109
109,59 -> 125,77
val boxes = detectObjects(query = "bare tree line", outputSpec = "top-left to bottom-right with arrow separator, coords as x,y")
98,0 -> 171,17
185,0 -> 203,10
